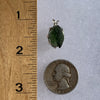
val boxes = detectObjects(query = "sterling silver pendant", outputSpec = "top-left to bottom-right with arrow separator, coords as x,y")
48,19 -> 64,48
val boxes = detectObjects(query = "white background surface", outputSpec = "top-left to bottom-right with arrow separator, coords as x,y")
37,0 -> 100,100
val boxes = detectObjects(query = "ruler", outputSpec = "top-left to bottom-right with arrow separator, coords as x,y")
0,0 -> 37,100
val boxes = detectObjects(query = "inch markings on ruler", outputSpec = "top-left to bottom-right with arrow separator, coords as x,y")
16,0 -> 37,100
0,0 -> 37,100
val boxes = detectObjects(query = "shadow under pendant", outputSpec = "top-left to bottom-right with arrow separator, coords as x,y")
48,19 -> 64,48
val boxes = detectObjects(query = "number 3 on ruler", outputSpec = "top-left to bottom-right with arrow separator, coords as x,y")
16,83 -> 23,92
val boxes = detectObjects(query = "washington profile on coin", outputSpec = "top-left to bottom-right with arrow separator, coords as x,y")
44,60 -> 78,94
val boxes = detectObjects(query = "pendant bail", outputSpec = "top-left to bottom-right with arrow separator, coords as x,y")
52,19 -> 59,26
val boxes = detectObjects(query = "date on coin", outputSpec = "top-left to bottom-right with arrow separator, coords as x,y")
44,60 -> 78,94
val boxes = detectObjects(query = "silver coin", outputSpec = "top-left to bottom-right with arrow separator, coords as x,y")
44,60 -> 78,94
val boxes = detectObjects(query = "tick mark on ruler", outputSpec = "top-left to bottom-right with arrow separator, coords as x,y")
27,82 -> 36,84
24,1 -> 36,3
30,23 -> 34,24
28,9 -> 37,11
27,45 -> 34,47
29,68 -> 36,70
24,36 -> 34,38
30,77 -> 35,79
30,59 -> 36,60
32,84 -> 37,86
29,6 -> 36,7
30,87 -> 37,89
29,97 -> 37,99
28,64 -> 35,65
30,84 -> 37,86
32,70 -> 36,72
16,92 -> 35,94
16,54 -> 34,56
23,73 -> 34,74
28,27 -> 36,29
30,96 -> 37,98
32,78 -> 37,80
31,56 -> 36,57
30,32 -> 34,33
18,19 -> 34,20
28,9 -> 37,12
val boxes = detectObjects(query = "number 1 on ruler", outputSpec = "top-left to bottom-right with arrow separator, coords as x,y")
17,11 -> 20,19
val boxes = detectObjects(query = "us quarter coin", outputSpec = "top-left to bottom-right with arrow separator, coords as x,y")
44,60 -> 78,94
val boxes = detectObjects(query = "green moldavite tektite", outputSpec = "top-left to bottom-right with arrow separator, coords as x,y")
48,19 -> 64,48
